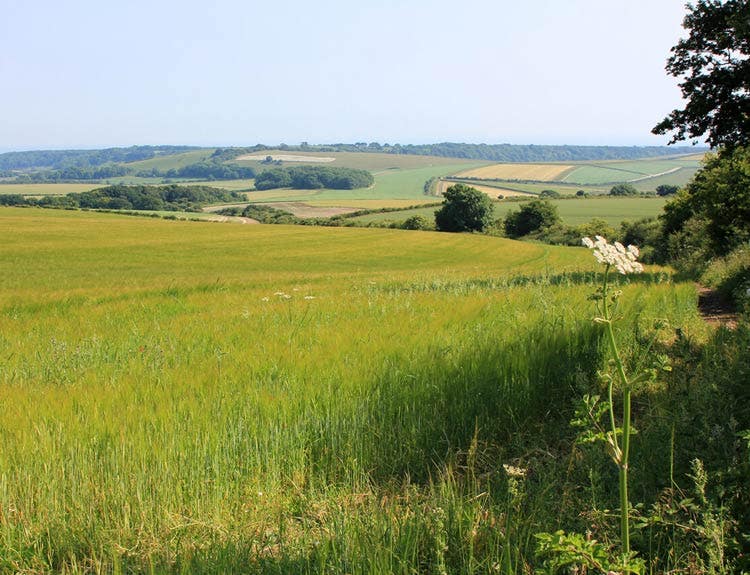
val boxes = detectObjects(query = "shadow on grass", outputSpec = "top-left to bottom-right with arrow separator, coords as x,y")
372,270 -> 673,296
304,317 -> 606,483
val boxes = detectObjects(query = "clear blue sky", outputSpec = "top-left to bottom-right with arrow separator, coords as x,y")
0,0 -> 692,151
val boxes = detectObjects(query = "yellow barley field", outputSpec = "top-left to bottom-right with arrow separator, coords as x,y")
456,163 -> 574,181
436,180 -> 533,198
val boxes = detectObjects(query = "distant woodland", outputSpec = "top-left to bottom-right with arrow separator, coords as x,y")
0,143 -> 706,184
253,166 -> 374,190
0,184 -> 243,211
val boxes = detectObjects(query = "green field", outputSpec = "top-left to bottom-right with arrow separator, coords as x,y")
351,196 -> 669,226
123,149 -> 217,171
232,150 -> 487,172
0,182 -> 103,195
562,157 -> 702,185
235,164 -> 484,204
0,208 -> 739,573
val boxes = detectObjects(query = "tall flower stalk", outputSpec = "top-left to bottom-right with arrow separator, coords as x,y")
582,236 -> 644,567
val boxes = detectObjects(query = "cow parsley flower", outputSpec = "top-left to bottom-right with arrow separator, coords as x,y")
582,236 -> 644,275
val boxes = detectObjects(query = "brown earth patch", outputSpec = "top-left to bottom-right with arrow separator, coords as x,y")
697,285 -> 738,329
265,202 -> 358,218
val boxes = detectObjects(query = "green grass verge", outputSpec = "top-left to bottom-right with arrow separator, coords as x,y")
351,196 -> 669,226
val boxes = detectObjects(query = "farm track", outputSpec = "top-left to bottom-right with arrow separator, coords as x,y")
627,167 -> 681,183
697,285 -> 738,329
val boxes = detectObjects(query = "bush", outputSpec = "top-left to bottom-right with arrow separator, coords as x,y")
609,183 -> 638,196
434,184 -> 494,233
540,189 -> 561,199
656,184 -> 679,196
701,246 -> 750,310
503,200 -> 560,238
402,215 -> 432,230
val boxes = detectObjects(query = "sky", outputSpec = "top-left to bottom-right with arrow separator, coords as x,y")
0,0 -> 693,151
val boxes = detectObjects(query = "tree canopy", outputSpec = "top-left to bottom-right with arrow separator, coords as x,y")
503,200 -> 560,238
652,0 -> 750,148
253,166 -> 373,190
434,184 -> 494,233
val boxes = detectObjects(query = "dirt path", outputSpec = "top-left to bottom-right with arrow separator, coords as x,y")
697,285 -> 738,329
205,215 -> 260,224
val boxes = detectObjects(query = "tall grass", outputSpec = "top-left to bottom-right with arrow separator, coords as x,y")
0,208 -> 711,573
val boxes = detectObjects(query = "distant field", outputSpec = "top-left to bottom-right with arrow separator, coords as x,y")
238,164 -> 484,204
456,163 -> 573,181
123,149 -> 216,171
436,179 -> 533,198
562,157 -> 702,185
233,150 -> 487,172
0,183 -> 102,195
351,197 -> 669,226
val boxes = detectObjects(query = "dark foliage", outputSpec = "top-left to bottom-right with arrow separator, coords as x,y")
652,0 -> 750,148
253,166 -> 373,190
656,184 -> 680,196
503,199 -> 560,238
434,184 -> 495,233
609,183 -> 639,196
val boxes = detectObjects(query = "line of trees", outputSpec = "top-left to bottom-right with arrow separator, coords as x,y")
135,162 -> 256,180
253,166 -> 374,190
1,184 -> 244,212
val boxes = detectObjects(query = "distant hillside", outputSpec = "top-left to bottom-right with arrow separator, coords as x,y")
0,143 -> 709,178
216,143 -> 707,163
0,146 -> 200,171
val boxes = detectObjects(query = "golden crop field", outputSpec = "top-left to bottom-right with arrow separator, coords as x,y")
456,163 -> 574,181
436,180 -> 533,198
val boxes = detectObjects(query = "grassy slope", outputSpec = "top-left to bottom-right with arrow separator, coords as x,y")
123,149 -> 217,171
352,196 -> 669,226
0,208 -> 708,573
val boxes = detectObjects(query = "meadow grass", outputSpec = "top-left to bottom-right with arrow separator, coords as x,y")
0,208 -> 713,573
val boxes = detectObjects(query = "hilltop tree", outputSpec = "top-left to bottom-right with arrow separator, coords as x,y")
434,184 -> 494,232
652,0 -> 750,148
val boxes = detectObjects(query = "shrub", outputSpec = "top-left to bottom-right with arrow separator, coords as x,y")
434,184 -> 494,233
402,215 -> 432,230
503,200 -> 560,238
609,183 -> 638,196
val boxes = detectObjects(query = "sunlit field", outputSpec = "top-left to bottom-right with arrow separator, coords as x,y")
0,208 -> 707,573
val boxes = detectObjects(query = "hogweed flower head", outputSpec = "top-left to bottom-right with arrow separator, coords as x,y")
582,236 -> 643,275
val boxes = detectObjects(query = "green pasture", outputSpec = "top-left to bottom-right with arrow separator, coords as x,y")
0,207 -> 716,573
352,196 -> 669,226
242,163 -> 482,203
123,149 -> 216,171
562,157 -> 702,185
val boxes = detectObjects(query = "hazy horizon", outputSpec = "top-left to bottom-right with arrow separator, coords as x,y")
1,0 -> 696,152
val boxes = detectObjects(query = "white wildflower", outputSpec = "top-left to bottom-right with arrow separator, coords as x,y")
303,295 -> 316,300
281,294 -> 292,300
261,297 -> 269,302
273,291 -> 285,296
581,236 -> 644,275
502,463 -> 528,478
